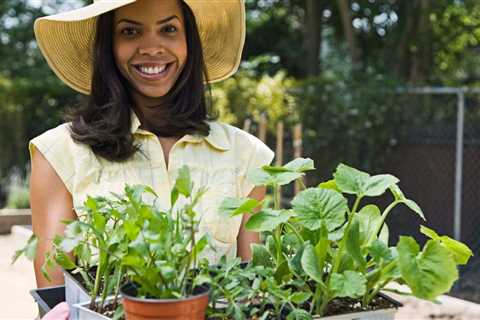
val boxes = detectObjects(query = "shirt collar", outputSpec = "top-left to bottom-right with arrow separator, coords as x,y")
130,111 -> 230,151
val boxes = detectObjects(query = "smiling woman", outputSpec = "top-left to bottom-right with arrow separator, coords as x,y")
28,0 -> 273,302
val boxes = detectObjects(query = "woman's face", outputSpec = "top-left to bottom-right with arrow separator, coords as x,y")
113,0 -> 187,100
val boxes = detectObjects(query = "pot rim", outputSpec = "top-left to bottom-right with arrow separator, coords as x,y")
120,282 -> 210,304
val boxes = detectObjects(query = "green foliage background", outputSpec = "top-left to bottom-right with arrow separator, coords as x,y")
2,0 -> 480,204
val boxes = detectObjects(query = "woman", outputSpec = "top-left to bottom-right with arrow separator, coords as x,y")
30,0 -> 273,296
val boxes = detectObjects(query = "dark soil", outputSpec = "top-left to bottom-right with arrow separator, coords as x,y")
323,294 -> 401,316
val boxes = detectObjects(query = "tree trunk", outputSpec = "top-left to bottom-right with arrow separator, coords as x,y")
337,0 -> 360,65
304,0 -> 322,76
409,0 -> 432,83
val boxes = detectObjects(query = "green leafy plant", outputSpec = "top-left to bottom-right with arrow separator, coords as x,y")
13,165 -> 212,318
216,158 -> 473,319
119,165 -> 211,299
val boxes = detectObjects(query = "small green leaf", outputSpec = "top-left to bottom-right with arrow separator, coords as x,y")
290,292 -> 312,304
12,234 -> 38,264
345,219 -> 366,271
219,197 -> 261,217
330,271 -> 366,298
283,158 -> 315,172
175,165 -> 193,197
245,209 -> 294,232
170,186 -> 179,207
317,179 -> 340,192
420,226 -> 473,265
292,188 -> 347,231
363,174 -> 399,197
288,244 -> 306,277
54,251 -> 77,270
402,199 -> 425,220
333,163 -> 370,195
251,243 -> 274,268
397,236 -> 458,300
286,309 -> 312,320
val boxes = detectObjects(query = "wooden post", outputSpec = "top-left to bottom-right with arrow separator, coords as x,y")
276,121 -> 284,205
293,123 -> 303,195
243,118 -> 251,133
258,113 -> 267,143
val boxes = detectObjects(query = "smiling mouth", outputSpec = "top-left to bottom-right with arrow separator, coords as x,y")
132,63 -> 173,79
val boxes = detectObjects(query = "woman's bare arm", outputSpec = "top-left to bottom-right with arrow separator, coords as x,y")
30,148 -> 76,288
236,185 -> 265,261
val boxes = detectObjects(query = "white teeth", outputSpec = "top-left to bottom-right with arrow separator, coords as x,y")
139,64 -> 167,75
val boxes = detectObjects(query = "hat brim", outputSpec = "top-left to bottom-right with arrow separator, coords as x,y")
34,0 -> 245,95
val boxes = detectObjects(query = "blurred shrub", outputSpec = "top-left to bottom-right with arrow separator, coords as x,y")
4,168 -> 30,209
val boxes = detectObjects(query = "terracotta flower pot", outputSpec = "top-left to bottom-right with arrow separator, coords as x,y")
120,283 -> 210,320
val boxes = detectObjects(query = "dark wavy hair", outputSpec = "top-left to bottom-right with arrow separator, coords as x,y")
66,1 -> 218,162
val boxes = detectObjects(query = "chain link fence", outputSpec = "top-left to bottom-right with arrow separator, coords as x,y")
355,87 -> 479,302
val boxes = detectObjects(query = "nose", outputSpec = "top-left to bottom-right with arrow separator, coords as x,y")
137,33 -> 165,56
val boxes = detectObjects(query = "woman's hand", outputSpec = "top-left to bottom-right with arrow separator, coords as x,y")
42,302 -> 69,320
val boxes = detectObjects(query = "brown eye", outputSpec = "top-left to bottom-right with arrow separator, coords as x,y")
120,27 -> 140,37
162,25 -> 177,34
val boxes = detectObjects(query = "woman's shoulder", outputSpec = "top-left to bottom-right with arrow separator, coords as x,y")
208,120 -> 275,165
208,120 -> 269,150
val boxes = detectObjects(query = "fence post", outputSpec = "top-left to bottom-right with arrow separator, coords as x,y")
293,123 -> 303,195
243,118 -> 251,133
276,121 -> 284,204
454,90 -> 465,241
258,113 -> 267,143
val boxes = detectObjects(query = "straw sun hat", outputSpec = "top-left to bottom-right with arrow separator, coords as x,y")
34,0 -> 246,95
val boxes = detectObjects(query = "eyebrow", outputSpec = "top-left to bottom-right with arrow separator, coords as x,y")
116,15 -> 180,26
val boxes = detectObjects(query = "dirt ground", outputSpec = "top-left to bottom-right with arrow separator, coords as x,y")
1,227 -> 479,320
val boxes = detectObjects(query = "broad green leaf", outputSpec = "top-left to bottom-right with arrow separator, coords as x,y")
402,199 -> 425,221
219,197 -> 261,217
291,188 -> 347,231
288,244 -> 306,277
420,226 -> 473,265
287,308 -> 312,320
245,209 -> 294,232
283,158 -> 315,172
368,239 -> 393,264
290,292 -> 312,304
251,243 -> 274,268
318,179 -> 340,192
397,236 -> 458,300
354,205 -> 383,246
12,234 -> 38,264
329,271 -> 366,298
247,168 -> 273,186
333,164 -> 370,195
274,172 -> 304,186
301,243 -> 324,284
274,256 -> 292,283
345,219 -> 366,271
363,174 -> 399,197
175,165 -> 193,197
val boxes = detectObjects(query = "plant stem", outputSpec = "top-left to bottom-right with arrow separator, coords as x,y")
298,178 -> 307,191
112,265 -> 123,310
285,222 -> 304,245
367,200 -> 400,245
90,252 -> 103,311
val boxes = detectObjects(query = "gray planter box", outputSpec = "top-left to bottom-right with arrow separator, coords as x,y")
73,296 -> 116,320
64,269 -> 90,320
315,308 -> 397,320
